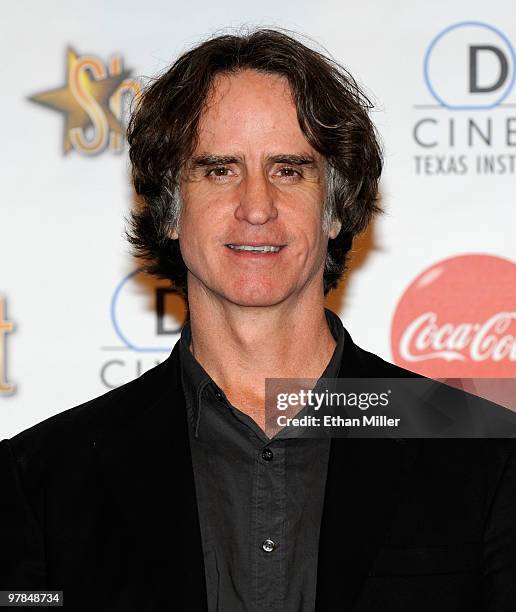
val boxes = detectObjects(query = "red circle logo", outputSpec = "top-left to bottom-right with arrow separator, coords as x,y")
391,254 -> 516,378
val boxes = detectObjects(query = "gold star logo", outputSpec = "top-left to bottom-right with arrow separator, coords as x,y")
29,47 -> 140,155
0,297 -> 15,395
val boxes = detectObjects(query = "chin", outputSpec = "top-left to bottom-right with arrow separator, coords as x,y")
223,279 -> 292,307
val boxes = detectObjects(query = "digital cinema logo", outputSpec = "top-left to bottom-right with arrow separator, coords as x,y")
99,270 -> 188,389
413,22 -> 516,175
29,47 -> 141,155
0,297 -> 15,395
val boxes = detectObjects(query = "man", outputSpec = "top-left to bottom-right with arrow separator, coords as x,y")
1,29 -> 515,612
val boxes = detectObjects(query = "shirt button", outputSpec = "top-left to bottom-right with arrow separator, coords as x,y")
261,447 -> 274,462
214,388 -> 223,401
262,539 -> 276,553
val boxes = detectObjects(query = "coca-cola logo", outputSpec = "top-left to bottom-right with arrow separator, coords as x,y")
391,254 -> 516,378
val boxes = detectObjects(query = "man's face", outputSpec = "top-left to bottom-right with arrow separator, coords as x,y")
177,69 -> 341,307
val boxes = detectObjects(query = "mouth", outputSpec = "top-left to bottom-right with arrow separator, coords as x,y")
225,244 -> 285,253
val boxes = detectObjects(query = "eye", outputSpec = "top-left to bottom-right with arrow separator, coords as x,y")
206,166 -> 230,177
275,166 -> 302,181
204,165 -> 238,183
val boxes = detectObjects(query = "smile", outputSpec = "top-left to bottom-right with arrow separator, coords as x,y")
226,244 -> 284,253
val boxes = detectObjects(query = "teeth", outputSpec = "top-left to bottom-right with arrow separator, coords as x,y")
228,244 -> 281,253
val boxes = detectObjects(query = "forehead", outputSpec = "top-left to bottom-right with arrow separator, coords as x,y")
194,69 -> 316,155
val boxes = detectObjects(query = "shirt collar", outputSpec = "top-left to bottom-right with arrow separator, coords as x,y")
179,308 -> 346,437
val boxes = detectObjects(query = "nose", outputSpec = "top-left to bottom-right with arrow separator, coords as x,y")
234,170 -> 278,225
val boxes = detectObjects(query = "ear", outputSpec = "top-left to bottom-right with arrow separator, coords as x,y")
170,226 -> 179,240
328,219 -> 342,240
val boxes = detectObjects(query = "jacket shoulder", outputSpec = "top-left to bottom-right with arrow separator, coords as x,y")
4,346 -> 180,472
345,330 -> 516,456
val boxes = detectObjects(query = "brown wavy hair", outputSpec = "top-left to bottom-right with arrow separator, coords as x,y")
127,28 -> 383,296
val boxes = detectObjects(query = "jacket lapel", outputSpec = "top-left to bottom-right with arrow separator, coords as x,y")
316,330 -> 417,611
315,438 -> 414,610
91,343 -> 207,611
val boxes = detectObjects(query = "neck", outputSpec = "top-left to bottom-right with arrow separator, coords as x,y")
186,282 -> 336,432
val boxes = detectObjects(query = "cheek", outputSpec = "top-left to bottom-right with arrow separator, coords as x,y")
284,203 -> 325,249
182,185 -> 233,230
179,190 -> 210,240
177,213 -> 205,268
178,203 -> 225,269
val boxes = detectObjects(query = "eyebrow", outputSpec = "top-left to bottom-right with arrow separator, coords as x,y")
189,153 -> 318,167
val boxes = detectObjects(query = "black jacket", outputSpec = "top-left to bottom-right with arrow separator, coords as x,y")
1,329 -> 515,611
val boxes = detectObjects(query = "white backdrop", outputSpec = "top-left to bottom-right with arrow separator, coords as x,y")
1,0 -> 515,438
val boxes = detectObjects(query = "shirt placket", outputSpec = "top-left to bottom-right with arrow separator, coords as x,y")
251,440 -> 287,612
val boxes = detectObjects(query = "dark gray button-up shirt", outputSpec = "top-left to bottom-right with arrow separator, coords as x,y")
179,308 -> 345,612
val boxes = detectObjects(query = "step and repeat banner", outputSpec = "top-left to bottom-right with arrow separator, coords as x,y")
1,1 -> 515,437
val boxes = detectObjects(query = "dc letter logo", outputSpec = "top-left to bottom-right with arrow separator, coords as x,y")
424,21 -> 516,110
110,270 -> 188,352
